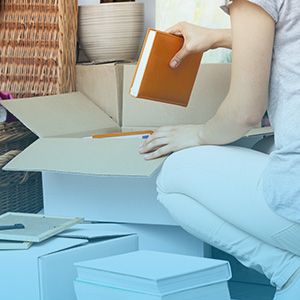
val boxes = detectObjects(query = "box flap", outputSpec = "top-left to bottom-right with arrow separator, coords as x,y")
4,138 -> 165,177
0,92 -> 119,138
246,126 -> 273,137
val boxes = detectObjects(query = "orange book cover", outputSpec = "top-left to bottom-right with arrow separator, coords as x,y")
130,29 -> 203,107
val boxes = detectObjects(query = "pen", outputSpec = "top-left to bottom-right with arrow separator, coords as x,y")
0,223 -> 25,231
92,130 -> 154,139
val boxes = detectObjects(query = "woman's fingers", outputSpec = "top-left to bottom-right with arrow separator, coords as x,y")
143,145 -> 173,160
141,126 -> 175,146
166,23 -> 191,68
170,45 -> 189,68
139,137 -> 169,154
166,23 -> 183,35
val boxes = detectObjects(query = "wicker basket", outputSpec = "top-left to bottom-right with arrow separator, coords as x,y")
0,0 -> 77,98
0,122 -> 43,215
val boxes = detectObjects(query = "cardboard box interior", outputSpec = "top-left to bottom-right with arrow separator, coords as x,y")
76,63 -> 124,125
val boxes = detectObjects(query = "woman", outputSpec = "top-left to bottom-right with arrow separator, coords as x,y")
139,0 -> 300,299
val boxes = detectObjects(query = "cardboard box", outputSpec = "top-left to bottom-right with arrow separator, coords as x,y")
42,171 -> 174,225
1,91 -> 166,177
0,224 -> 138,300
76,63 -> 123,125
1,92 -> 172,225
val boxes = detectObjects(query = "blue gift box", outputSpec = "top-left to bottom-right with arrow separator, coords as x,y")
74,250 -> 232,300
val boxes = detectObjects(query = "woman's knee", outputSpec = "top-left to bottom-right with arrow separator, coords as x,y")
156,146 -> 212,195
156,148 -> 199,196
156,153 -> 180,195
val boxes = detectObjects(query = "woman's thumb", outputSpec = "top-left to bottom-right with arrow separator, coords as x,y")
170,47 -> 188,68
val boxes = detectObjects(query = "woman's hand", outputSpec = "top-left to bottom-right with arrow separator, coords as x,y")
167,22 -> 231,68
139,125 -> 203,160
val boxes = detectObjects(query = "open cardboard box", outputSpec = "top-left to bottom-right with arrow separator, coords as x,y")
1,92 -> 165,178
1,92 -> 174,225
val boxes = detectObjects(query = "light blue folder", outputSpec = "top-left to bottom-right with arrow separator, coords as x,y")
75,250 -> 232,295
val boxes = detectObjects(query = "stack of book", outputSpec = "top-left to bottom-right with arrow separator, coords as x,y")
74,250 -> 232,300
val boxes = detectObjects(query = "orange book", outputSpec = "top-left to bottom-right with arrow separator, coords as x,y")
130,28 -> 203,107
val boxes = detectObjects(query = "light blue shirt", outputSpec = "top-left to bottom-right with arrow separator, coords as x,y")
223,0 -> 300,223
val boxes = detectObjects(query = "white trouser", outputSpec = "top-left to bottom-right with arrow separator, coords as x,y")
156,145 -> 300,289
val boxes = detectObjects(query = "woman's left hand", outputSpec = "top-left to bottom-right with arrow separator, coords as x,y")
139,125 -> 203,160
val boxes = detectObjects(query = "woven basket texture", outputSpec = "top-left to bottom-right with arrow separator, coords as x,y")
0,0 -> 78,98
0,122 -> 43,215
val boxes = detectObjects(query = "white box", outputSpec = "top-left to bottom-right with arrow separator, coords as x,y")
0,224 -> 138,300
42,171 -> 174,225
41,172 -> 205,257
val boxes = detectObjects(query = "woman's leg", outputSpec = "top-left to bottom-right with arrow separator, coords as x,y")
157,145 -> 300,255
156,145 -> 300,288
156,192 -> 300,289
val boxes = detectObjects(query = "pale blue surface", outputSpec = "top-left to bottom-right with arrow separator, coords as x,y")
76,250 -> 230,280
75,250 -> 231,294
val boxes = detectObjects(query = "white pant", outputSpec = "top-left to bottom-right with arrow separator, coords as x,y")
156,145 -> 300,289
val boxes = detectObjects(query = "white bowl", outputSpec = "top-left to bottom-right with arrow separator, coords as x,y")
78,2 -> 144,62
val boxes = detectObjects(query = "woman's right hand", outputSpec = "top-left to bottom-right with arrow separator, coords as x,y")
167,22 -> 231,68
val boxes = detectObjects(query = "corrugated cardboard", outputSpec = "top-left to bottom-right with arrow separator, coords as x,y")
0,224 -> 138,300
1,92 -> 164,177
5,138 -> 164,176
2,92 -> 118,138
76,63 -> 124,125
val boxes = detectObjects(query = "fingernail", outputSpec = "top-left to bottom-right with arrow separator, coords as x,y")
170,60 -> 178,68
144,154 -> 151,160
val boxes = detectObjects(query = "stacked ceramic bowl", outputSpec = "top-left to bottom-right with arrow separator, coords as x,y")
78,2 -> 144,63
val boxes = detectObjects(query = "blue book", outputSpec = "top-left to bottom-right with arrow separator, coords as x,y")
75,250 -> 232,294
74,279 -> 231,300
